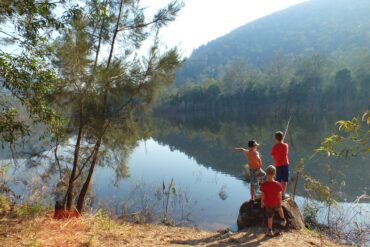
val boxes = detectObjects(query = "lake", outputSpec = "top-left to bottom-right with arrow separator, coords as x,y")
3,113 -> 370,231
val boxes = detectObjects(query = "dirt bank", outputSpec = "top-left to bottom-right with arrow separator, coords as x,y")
0,213 -> 345,246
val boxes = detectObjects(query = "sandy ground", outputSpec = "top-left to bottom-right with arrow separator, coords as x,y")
0,213 -> 345,247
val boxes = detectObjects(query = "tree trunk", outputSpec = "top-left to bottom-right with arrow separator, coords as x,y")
76,137 -> 101,213
64,119 -> 84,210
93,0 -> 109,69
107,0 -> 124,67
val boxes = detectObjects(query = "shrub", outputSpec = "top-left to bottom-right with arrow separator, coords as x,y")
0,195 -> 11,214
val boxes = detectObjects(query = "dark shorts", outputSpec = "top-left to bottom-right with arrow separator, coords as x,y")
276,165 -> 289,182
265,206 -> 282,217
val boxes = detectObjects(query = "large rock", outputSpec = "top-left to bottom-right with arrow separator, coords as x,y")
237,198 -> 305,231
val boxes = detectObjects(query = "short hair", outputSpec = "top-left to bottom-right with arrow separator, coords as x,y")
275,131 -> 284,141
248,140 -> 258,148
266,165 -> 276,176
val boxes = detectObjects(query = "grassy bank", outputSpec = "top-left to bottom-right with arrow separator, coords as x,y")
0,209 -> 345,247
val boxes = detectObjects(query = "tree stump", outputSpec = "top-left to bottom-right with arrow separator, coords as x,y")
237,198 -> 305,231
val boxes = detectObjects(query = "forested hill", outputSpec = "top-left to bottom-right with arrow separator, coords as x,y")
176,0 -> 370,85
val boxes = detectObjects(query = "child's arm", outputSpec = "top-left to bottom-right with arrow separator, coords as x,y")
261,192 -> 265,208
279,191 -> 282,206
256,152 -> 262,167
234,147 -> 247,152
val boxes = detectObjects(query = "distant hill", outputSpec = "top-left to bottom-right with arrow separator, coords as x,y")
176,0 -> 370,85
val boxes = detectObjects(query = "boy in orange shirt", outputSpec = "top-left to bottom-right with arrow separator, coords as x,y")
271,131 -> 289,198
261,165 -> 287,236
235,140 -> 266,202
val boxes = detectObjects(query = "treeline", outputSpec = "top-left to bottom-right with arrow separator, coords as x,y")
158,54 -> 370,115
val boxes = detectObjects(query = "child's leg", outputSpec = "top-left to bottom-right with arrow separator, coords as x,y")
250,184 -> 255,200
281,181 -> 287,194
277,166 -> 289,195
267,216 -> 273,229
277,207 -> 287,226
277,207 -> 285,220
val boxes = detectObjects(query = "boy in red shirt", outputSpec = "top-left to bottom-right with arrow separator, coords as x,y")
261,165 -> 287,236
235,140 -> 266,202
271,131 -> 289,198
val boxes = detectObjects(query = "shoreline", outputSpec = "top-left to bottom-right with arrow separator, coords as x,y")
0,211 -> 345,247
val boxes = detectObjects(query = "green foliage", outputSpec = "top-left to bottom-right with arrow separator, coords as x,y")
0,108 -> 30,143
0,0 -> 65,144
303,204 -> 319,228
294,158 -> 305,174
0,0 -> 63,47
0,195 -> 11,214
299,111 -> 370,231
363,111 -> 370,125
316,135 -> 343,157
337,118 -> 360,133
28,238 -> 41,247
317,112 -> 370,158
16,203 -> 45,219
304,175 -> 336,206
93,209 -> 114,231
0,53 -> 63,138
0,163 -> 10,174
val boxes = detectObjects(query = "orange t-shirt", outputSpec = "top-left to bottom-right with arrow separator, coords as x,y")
244,150 -> 261,170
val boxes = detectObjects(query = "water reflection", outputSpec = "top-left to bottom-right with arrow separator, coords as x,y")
150,113 -> 369,202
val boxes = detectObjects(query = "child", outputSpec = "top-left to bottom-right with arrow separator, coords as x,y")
235,140 -> 266,201
260,165 -> 287,237
271,131 -> 289,198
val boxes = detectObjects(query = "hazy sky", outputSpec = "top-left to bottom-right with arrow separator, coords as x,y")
142,0 -> 307,57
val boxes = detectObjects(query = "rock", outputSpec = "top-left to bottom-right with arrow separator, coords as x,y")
237,198 -> 305,231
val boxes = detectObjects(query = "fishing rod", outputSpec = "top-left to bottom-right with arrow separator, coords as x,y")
283,116 -> 292,141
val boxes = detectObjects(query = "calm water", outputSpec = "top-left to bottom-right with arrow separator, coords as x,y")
3,114 -> 370,231
93,138 -> 245,230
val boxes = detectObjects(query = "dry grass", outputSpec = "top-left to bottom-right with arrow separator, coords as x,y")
0,212 -> 346,247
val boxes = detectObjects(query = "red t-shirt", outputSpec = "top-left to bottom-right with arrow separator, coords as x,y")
260,181 -> 283,207
271,142 -> 289,167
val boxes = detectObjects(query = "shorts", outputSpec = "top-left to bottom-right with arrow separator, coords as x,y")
265,206 -> 282,217
276,165 -> 289,182
249,168 -> 266,186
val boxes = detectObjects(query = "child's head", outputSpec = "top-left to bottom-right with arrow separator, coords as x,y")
266,165 -> 276,178
248,140 -> 259,150
275,131 -> 284,143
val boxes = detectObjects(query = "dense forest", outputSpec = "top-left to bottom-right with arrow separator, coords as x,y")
158,54 -> 370,115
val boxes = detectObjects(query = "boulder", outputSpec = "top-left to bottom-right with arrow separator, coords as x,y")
237,198 -> 305,231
